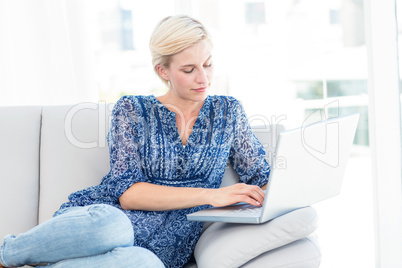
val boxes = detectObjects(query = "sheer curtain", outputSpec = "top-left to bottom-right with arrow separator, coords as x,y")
0,0 -> 98,106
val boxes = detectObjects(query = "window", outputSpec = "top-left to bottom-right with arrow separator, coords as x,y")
245,2 -> 266,24
120,8 -> 134,51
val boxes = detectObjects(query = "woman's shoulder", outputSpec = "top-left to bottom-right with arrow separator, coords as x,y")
208,95 -> 242,111
115,94 -> 156,105
208,94 -> 238,102
113,95 -> 157,113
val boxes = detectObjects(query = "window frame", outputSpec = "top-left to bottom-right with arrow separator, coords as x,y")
365,0 -> 402,266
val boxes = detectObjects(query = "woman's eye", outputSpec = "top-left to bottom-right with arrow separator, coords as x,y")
183,68 -> 194,74
204,63 -> 212,68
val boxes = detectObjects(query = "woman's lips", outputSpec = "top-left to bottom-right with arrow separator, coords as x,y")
193,87 -> 207,93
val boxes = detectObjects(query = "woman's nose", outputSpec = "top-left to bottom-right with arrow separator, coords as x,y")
196,68 -> 208,85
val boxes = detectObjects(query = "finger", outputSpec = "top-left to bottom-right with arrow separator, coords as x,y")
253,185 -> 265,197
234,192 -> 263,207
238,183 -> 265,197
237,186 -> 265,204
256,187 -> 265,199
238,195 -> 263,207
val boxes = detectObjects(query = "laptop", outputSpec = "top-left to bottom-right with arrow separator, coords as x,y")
187,113 -> 360,224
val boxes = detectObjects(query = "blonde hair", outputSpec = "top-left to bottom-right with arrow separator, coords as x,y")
149,15 -> 212,85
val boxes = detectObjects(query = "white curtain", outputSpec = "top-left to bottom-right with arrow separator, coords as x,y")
0,0 -> 98,106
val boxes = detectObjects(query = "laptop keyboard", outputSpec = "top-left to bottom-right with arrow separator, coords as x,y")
228,206 -> 262,215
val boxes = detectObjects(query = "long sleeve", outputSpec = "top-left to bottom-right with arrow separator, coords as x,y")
101,96 -> 148,199
228,100 -> 270,187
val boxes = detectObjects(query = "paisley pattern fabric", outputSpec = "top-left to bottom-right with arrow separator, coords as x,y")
58,95 -> 271,267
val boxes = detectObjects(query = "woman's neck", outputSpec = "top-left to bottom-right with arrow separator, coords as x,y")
156,92 -> 205,118
156,91 -> 206,145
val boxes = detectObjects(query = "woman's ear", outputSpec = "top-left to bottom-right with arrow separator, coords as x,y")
156,64 -> 169,82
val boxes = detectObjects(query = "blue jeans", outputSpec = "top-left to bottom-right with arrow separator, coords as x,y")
0,204 -> 164,267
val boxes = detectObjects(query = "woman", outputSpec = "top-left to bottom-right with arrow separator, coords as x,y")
0,15 -> 270,268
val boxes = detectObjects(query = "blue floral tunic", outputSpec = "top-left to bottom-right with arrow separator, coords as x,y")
58,95 -> 270,267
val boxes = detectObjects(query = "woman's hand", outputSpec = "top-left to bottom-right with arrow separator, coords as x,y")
207,183 -> 265,207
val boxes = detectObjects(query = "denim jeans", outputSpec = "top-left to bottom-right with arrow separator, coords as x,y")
0,204 -> 164,267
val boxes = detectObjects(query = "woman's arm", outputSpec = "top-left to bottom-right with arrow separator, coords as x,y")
228,101 -> 271,189
119,182 -> 265,211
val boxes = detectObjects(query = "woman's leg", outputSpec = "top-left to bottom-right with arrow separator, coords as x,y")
37,246 -> 165,268
0,204 -> 134,267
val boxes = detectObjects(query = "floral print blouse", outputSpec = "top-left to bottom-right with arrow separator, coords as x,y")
58,95 -> 271,267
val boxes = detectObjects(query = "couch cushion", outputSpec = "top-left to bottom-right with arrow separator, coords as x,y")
39,103 -> 113,222
194,206 -> 318,268
0,106 -> 42,239
241,235 -> 321,268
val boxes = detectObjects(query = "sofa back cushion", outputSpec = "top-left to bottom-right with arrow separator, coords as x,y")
38,103 -> 112,222
0,106 -> 42,239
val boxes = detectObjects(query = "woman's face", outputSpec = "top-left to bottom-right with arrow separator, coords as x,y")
159,40 -> 214,103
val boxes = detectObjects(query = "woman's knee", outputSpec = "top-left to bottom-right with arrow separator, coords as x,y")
85,205 -> 134,247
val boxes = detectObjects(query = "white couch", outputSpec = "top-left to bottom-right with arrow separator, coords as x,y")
0,103 -> 321,267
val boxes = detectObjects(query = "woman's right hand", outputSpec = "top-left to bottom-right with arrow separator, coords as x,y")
119,182 -> 265,211
207,183 -> 265,208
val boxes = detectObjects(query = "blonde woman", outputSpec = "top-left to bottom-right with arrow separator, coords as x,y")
0,15 -> 269,268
